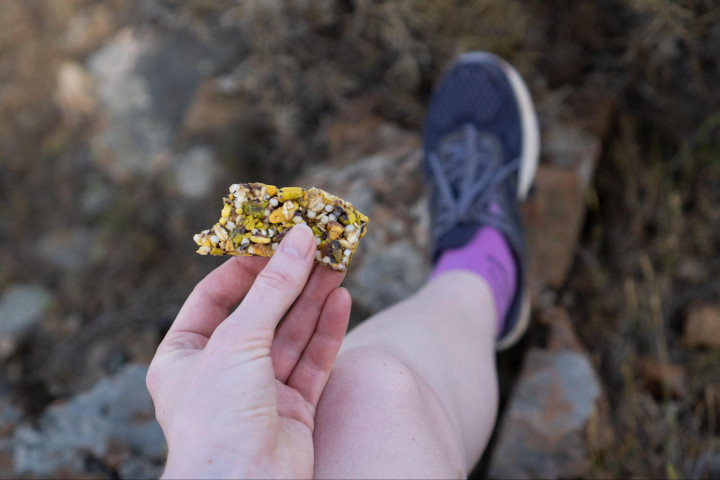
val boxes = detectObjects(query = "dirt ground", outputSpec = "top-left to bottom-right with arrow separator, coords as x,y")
0,0 -> 719,478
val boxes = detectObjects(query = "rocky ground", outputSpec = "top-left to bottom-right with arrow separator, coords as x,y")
0,0 -> 719,478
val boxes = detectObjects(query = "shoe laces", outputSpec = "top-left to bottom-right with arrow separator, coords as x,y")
427,124 -> 520,240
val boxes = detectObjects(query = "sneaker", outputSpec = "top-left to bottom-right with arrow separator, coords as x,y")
422,52 -> 540,350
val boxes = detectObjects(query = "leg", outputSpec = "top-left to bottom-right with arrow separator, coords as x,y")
313,271 -> 498,478
313,51 -> 539,479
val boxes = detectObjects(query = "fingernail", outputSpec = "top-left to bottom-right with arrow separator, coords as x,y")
280,225 -> 314,259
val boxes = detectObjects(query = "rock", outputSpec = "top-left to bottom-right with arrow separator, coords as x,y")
350,240 -> 430,313
522,118 -> 602,299
522,91 -> 615,299
171,145 -> 218,199
13,364 -> 165,478
489,348 -> 603,479
539,306 -> 585,353
523,164 -> 591,297
638,358 -> 687,400
36,228 -> 97,270
55,61 -> 97,124
88,28 -> 228,181
683,303 -> 720,349
0,285 -> 53,358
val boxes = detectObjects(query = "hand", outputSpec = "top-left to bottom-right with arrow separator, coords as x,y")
146,225 -> 351,479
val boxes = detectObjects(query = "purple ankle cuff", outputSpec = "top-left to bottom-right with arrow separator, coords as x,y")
431,226 -> 517,335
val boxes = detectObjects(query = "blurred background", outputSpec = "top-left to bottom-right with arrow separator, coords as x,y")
0,0 -> 719,478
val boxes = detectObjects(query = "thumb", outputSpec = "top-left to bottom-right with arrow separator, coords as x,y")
210,225 -> 317,346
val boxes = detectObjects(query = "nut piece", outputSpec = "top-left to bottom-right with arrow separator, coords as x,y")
282,201 -> 298,221
307,193 -> 325,212
327,221 -> 345,241
221,204 -> 232,218
213,225 -> 229,241
269,207 -> 284,224
278,187 -> 305,203
249,235 -> 271,244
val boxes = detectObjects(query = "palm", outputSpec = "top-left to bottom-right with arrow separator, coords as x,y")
147,250 -> 351,479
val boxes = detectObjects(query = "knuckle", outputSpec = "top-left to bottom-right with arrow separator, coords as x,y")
254,266 -> 299,294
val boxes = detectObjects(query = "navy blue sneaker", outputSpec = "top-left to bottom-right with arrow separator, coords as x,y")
423,52 -> 540,350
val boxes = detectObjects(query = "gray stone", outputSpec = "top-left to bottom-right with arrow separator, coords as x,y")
489,349 -> 602,479
350,240 -> 430,312
87,28 -> 228,179
172,145 -> 218,199
0,285 -> 53,338
13,364 -> 165,477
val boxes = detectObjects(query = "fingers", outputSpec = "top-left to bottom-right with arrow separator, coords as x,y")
158,256 -> 267,354
286,287 -> 351,407
210,225 -> 317,347
271,266 -> 345,382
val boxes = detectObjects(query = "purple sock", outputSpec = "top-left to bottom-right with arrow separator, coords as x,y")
431,226 -> 517,334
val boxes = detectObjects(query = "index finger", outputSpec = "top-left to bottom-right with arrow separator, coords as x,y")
167,255 -> 267,339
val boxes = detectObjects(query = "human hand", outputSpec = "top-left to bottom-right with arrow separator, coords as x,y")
146,225 -> 351,479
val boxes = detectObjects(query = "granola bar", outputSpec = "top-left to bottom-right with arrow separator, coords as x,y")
193,183 -> 369,271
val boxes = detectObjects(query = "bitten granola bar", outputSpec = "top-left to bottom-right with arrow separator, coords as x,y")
193,183 -> 369,271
